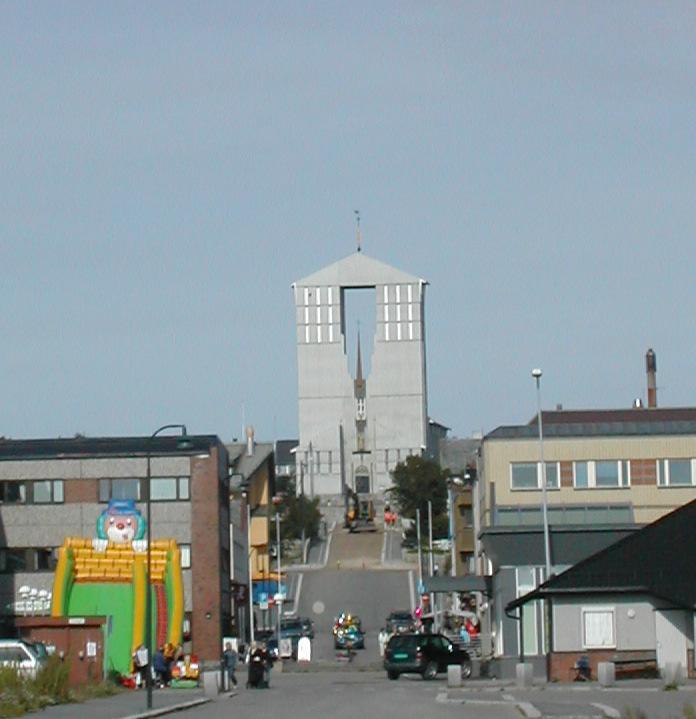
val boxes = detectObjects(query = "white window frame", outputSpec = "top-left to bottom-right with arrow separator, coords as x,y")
581,606 -> 615,649
572,461 -> 630,489
657,458 -> 695,487
510,462 -> 560,491
516,567 -> 539,656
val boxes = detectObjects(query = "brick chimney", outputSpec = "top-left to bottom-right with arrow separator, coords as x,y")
646,348 -> 657,408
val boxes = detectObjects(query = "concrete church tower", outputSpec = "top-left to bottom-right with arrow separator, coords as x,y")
292,250 -> 429,497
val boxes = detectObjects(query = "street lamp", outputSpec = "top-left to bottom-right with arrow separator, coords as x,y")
146,424 -> 189,711
275,512 -> 282,650
532,369 -> 552,580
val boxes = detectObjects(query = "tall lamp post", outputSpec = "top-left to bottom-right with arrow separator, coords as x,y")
146,424 -> 189,711
532,369 -> 552,579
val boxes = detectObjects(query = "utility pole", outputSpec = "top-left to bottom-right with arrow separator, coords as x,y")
428,500 -> 436,631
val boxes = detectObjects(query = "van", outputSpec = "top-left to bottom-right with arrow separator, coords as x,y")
0,639 -> 48,678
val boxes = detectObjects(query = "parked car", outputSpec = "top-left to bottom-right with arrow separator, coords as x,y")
0,639 -> 48,678
383,632 -> 471,681
386,610 -> 415,634
281,616 -> 314,640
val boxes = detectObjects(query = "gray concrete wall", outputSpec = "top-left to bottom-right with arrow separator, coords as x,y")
553,595 -> 656,651
295,257 -> 429,498
0,456 -> 190,480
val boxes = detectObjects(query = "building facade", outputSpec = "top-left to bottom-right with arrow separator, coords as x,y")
479,406 -> 696,677
0,435 -> 230,667
293,251 -> 429,497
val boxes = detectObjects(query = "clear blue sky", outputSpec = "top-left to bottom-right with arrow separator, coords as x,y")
3,2 -> 696,441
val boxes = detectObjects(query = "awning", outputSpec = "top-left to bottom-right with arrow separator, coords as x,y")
421,575 -> 491,595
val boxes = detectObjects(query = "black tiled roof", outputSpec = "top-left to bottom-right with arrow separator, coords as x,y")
0,435 -> 221,460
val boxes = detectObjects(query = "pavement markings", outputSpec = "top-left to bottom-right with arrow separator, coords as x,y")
591,703 -> 621,719
516,701 -> 542,718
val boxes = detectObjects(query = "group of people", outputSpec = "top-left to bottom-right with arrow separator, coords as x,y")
132,642 -> 187,689
383,505 -> 398,527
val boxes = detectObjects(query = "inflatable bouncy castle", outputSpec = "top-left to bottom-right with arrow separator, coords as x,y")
51,499 -> 184,676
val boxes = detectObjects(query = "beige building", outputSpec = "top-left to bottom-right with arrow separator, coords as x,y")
479,405 -> 696,678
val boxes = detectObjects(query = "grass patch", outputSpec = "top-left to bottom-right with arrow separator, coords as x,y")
0,657 -> 119,718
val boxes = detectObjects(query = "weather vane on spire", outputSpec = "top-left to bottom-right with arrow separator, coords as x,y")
354,210 -> 361,252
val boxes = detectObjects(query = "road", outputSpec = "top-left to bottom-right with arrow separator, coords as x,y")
288,523 -> 414,664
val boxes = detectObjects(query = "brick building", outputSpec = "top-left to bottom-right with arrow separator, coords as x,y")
0,435 -> 230,669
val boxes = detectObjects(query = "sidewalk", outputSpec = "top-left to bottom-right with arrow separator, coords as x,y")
33,687 -> 209,719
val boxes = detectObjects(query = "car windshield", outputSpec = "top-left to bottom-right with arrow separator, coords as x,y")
387,635 -> 418,650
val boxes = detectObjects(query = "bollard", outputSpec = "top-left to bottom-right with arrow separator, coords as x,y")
597,662 -> 615,687
447,664 -> 462,688
663,662 -> 683,686
202,670 -> 220,699
515,662 -> 533,688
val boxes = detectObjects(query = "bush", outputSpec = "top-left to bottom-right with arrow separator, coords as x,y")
0,655 -> 119,717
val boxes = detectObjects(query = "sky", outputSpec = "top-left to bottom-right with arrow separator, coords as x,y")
3,2 -> 696,442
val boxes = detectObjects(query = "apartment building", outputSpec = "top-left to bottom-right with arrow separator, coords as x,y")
480,405 -> 696,677
0,435 -> 230,666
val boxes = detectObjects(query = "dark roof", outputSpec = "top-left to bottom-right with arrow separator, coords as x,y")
275,440 -> 299,466
0,435 -> 222,460
507,498 -> 696,611
487,407 -> 696,440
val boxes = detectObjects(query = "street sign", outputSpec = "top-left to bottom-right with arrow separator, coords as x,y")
417,580 -> 425,594
259,591 -> 268,610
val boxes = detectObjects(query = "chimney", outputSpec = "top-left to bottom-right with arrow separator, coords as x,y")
646,348 -> 657,408
245,425 -> 255,457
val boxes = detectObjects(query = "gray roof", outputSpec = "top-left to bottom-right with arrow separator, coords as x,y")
487,407 -> 696,440
227,442 -> 274,479
294,251 -> 425,287
439,438 -> 480,472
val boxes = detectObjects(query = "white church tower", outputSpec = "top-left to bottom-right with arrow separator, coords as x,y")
292,250 -> 429,497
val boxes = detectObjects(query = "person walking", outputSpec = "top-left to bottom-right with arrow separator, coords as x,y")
132,644 -> 149,688
222,641 -> 238,692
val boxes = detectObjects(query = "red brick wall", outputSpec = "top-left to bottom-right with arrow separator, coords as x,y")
630,459 -> 657,486
190,447 -> 226,665
560,462 -> 573,488
15,617 -> 106,687
550,649 -> 660,682
64,479 -> 98,503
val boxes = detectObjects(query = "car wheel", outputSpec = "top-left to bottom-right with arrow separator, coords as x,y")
422,661 -> 438,680
387,670 -> 399,681
460,660 -> 472,680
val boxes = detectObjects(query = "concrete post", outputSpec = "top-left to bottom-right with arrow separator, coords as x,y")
516,662 -> 533,687
597,661 -> 615,687
447,664 -> 462,688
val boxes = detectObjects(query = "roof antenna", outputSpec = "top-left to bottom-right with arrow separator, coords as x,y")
354,210 -> 361,252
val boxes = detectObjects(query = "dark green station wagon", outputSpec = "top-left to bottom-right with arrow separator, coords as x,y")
384,633 -> 472,681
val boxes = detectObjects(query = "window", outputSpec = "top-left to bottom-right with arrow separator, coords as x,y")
574,462 -> 588,488
510,462 -> 560,490
458,505 -> 473,524
0,482 -> 26,504
149,477 -> 189,501
582,608 -> 615,648
595,461 -> 629,488
180,545 -> 191,569
517,567 -> 539,655
32,480 -> 64,504
511,463 -> 538,489
99,478 -> 141,502
0,548 -> 58,573
658,459 -> 694,487
571,461 -> 630,489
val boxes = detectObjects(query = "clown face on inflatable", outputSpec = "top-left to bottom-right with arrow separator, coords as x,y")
94,499 -> 147,551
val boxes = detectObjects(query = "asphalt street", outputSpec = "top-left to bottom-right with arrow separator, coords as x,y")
290,524 -> 414,665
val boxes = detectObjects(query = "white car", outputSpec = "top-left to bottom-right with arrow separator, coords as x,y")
0,640 -> 47,678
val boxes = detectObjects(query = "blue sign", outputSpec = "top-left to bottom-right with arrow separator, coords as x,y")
417,580 -> 425,594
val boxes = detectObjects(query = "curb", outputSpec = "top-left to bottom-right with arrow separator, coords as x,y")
118,697 -> 210,719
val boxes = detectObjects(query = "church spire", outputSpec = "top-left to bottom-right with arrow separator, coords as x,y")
356,326 -> 363,383
354,210 -> 361,252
